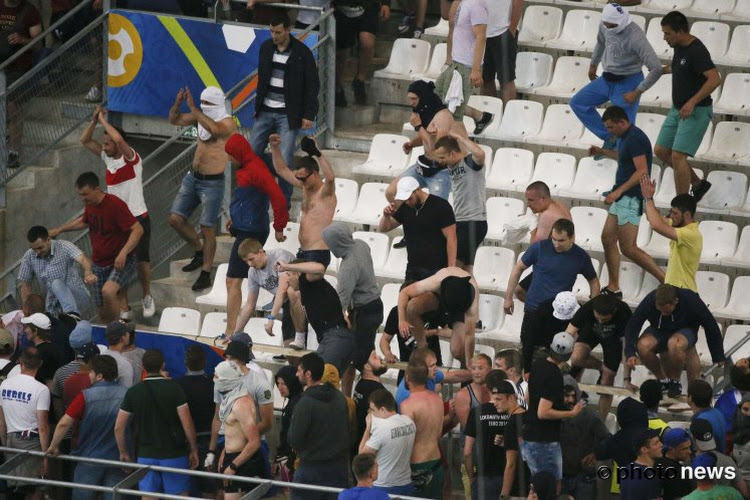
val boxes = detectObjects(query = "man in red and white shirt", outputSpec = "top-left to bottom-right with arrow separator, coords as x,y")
80,107 -> 155,318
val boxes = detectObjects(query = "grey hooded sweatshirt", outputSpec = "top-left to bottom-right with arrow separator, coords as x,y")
591,22 -> 662,93
322,222 -> 381,309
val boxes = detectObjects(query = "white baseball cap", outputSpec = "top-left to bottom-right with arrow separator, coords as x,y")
21,313 -> 51,330
394,176 -> 421,201
552,291 -> 580,320
551,331 -> 575,356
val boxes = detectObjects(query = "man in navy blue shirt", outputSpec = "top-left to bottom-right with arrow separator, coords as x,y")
620,429 -> 663,500
589,105 -> 664,299
504,219 -> 600,372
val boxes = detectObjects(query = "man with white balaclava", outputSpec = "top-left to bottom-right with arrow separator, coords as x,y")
168,85 -> 237,292
569,2 -> 662,158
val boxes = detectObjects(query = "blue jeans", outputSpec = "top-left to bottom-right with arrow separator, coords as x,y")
170,172 -> 225,227
400,164 -> 451,200
562,473 -> 597,499
72,463 -> 127,500
49,278 -> 90,314
291,461 -> 349,500
570,72 -> 644,141
250,111 -> 300,207
522,441 -> 563,480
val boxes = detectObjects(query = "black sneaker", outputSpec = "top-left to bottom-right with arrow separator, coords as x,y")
352,79 -> 367,105
393,237 -> 407,249
473,112 -> 494,135
667,379 -> 682,399
335,88 -> 347,107
692,179 -> 712,203
182,252 -> 204,272
660,379 -> 670,394
600,287 -> 623,299
192,271 -> 212,291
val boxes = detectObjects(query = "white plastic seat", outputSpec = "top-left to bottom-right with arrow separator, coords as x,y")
413,43 -> 447,81
515,52 -> 553,93
567,108 -> 604,150
332,179 -> 359,222
653,167 -> 704,208
352,134 -> 410,177
474,344 -> 496,361
721,225 -> 750,269
572,258 -> 600,301
485,197 -> 527,241
533,57 -> 591,99
637,215 -> 653,248
477,294 -> 504,335
498,100 -> 544,142
264,222 -> 300,255
373,38 -> 430,79
641,228 -> 672,260
424,18 -> 449,37
635,113 -> 666,147
599,262 -> 644,302
545,9 -> 600,52
631,270 -> 664,306
529,152 -> 576,194
379,246 -> 408,280
690,21 -> 730,59
352,231 -> 390,272
695,122 -> 714,158
570,206 -> 608,252
723,325 -> 750,361
338,182 -> 389,226
558,157 -> 617,201
715,277 -> 750,321
722,0 -> 750,22
199,312 -> 227,338
379,283 -> 401,325
244,318 -> 284,361
714,73 -> 750,116
698,121 -> 750,165
195,264 -> 231,306
639,73 -> 672,108
486,148 -> 535,192
638,0 -> 694,14
462,95 -> 503,139
473,246 -> 515,292
695,271 -> 730,310
526,104 -> 584,146
697,170 -> 748,215
159,307 -> 201,336
695,324 -> 720,365
699,221 -> 738,265
495,299 -> 524,344
517,5 -> 564,48
645,17 -> 672,58
717,25 -> 750,65
479,144 -> 493,170
686,0 -> 735,17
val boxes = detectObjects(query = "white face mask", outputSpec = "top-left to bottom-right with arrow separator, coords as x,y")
197,86 -> 230,141
601,3 -> 631,34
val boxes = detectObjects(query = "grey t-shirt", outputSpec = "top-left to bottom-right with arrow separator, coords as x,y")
247,248 -> 295,294
449,154 -> 487,222
103,349 -> 135,388
122,347 -> 145,385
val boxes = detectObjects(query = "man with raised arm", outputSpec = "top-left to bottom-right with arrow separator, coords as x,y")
168,86 -> 237,292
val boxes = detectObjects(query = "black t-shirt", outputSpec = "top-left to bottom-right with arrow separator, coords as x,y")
392,194 -> 456,275
504,411 -> 531,496
36,341 -> 65,384
658,456 -> 695,500
671,38 -> 716,109
50,316 -> 75,364
382,306 -> 444,385
465,403 -> 508,477
353,379 -> 384,440
524,358 -> 565,442
570,299 -> 632,341
177,374 -> 215,434
299,274 -> 346,340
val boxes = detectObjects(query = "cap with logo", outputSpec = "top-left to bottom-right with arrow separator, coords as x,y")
690,418 -> 717,452
76,342 -> 101,363
550,332 -> 575,356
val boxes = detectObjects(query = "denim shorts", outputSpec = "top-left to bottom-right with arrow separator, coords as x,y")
137,455 -> 192,495
522,441 -> 563,480
92,255 -> 137,306
608,195 -> 643,226
170,171 -> 225,227
656,105 -> 713,157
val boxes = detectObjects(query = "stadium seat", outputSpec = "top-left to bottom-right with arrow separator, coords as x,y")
532,57 -> 591,99
495,299 -> 524,344
199,312 -> 227,339
637,215 -> 652,248
631,270 -> 664,306
686,0 -> 736,17
462,95 -> 504,139
695,122 -> 714,158
599,262 -> 644,302
545,9 -> 600,52
558,157 -> 617,201
424,18 -> 449,37
695,271 -> 730,310
380,283 -> 401,326
486,147 -> 535,192
498,100 -> 544,142
244,318 -> 283,361
264,222 -> 300,255
642,229 -> 672,260
413,43 -> 447,81
475,344 -> 496,361
517,5 -> 564,48
572,258 -> 600,301
473,246 -> 516,292
159,307 -> 201,336
723,325 -> 750,361
721,225 -> 750,269
438,339 -> 454,368
515,52 -> 553,93
714,73 -> 750,116
352,134 -> 410,177
635,113 -> 666,147
373,38 -> 431,79
477,294 -> 504,335
699,122 -> 750,165
697,170 -> 748,215
722,0 -> 750,22
690,21 -> 730,59
352,231 -> 390,272
338,182 -> 389,226
570,206 -> 608,252
526,104 -> 584,147
195,264 -> 232,306
485,197 -> 527,241
639,73 -> 672,109
567,108 -> 604,150
695,324 -> 720,365
715,277 -> 750,321
718,25 -> 750,65
379,246 -> 408,280
332,179 -> 359,222
699,221 -> 738,265
529,152 -> 576,194
645,17 -> 672,58
479,144 -> 494,170
637,0 -> 694,14
654,167 -> 704,209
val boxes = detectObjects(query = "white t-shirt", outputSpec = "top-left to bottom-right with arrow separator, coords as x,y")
103,349 -> 135,388
101,150 -> 148,217
0,374 -> 50,433
486,0 -> 513,38
366,413 -> 416,487
247,248 -> 296,295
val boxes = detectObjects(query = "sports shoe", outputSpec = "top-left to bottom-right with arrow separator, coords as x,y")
667,379 -> 682,399
7,149 -> 19,169
142,294 -> 156,318
691,179 -> 712,203
120,308 -> 133,321
413,26 -> 424,39
352,79 -> 367,105
192,271 -> 212,291
473,112 -> 494,135
397,14 -> 415,33
84,85 -> 101,103
335,88 -> 347,107
393,237 -> 407,249
660,379 -> 670,394
594,136 -> 617,160
289,338 -> 306,350
182,252 -> 204,272
600,287 -> 623,299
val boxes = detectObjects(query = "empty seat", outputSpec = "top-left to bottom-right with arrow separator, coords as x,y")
515,52 -> 553,93
695,271 -> 730,310
195,264 -> 231,306
379,283 -> 401,325
413,43 -> 447,81
654,167 -> 704,208
631,270 -> 664,306
477,294 -> 504,334
599,262 -> 644,302
638,0 -> 694,13
462,95 -> 503,139
526,104 -> 584,146
379,245 -> 408,280
721,225 -> 750,269
546,9 -> 600,52
570,206 -> 608,252
517,5 -> 564,48
723,325 -> 750,361
200,312 -> 227,338
332,179 -> 359,222
424,18 -> 449,37
714,73 -> 750,116
264,222 -> 300,255
533,57 -> 591,99
495,299 -> 524,344
572,258 -> 600,301
352,134 -> 410,177
637,214 -> 653,248
642,229 -> 672,260
635,113 -> 666,147
645,17 -> 672,58
485,197 -> 527,241
698,121 -> 750,165
715,277 -> 750,321
718,25 -> 750,65
567,108 -> 604,150
695,122 -> 714,158
486,147 -> 535,192
558,157 -> 617,201
479,144 -> 494,170
697,170 -> 748,215
699,221 -> 738,265
159,307 -> 201,336
338,182 -> 389,226
473,246 -> 515,292
529,152 -> 576,194
687,0 -> 736,16
690,21 -> 730,59
639,73 -> 672,108
373,38 -> 431,79
474,343 -> 496,361
722,0 -> 750,22
498,100 -> 544,142
352,231 -> 390,272
244,318 -> 284,361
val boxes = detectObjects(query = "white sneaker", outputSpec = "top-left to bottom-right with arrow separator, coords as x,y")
85,85 -> 101,102
120,308 -> 133,321
142,294 -> 156,318
289,339 -> 306,350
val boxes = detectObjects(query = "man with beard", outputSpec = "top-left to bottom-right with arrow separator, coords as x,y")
353,350 -> 387,441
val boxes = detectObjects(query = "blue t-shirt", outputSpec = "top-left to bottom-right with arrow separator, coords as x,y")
338,487 -> 391,500
521,240 -> 597,311
615,125 -> 652,200
694,408 -> 728,453
619,462 -> 663,500
395,370 -> 446,406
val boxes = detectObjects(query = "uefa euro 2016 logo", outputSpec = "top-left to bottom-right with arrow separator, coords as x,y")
108,13 -> 143,88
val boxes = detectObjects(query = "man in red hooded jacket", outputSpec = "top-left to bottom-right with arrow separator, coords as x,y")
223,133 -> 289,338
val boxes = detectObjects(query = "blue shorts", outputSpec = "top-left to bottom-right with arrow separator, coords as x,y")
608,195 -> 643,226
137,455 -> 192,495
170,171 -> 225,227
227,229 -> 270,279
296,248 -> 331,268
522,441 -> 563,481
643,326 -> 697,353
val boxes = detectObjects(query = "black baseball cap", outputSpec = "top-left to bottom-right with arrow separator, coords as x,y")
224,340 -> 252,363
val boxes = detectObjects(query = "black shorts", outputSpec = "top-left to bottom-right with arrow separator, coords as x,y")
577,328 -> 623,373
456,220 -> 488,266
519,272 -> 533,291
281,300 -> 295,341
335,3 -> 379,50
482,30 -> 518,85
227,229 -> 270,279
135,214 -> 151,263
222,450 -> 266,494
296,248 -> 331,268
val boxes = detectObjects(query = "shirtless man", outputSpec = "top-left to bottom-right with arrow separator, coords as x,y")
400,359 -> 446,500
168,86 -> 237,291
398,267 -> 479,364
516,181 -> 573,302
214,360 -> 266,500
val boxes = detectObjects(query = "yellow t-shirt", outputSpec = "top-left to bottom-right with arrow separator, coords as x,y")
664,221 -> 702,292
